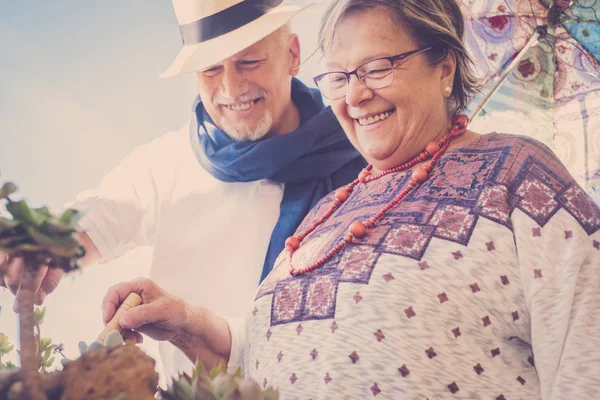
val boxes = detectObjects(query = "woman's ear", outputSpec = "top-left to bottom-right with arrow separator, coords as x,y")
440,49 -> 457,93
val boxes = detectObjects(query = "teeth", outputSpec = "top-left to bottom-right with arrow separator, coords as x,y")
358,111 -> 392,126
226,101 -> 255,111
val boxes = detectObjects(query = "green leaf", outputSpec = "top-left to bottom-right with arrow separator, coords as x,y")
208,361 -> 227,380
5,361 -> 17,369
0,336 -> 14,355
2,242 -> 46,255
0,234 -> 29,248
44,348 -> 53,359
0,340 -> 15,355
39,219 -> 77,235
44,356 -> 55,368
158,390 -> 179,400
40,340 -> 52,351
6,200 -> 46,227
34,206 -> 53,218
192,360 -> 208,379
0,217 -> 20,232
211,374 -> 237,399
57,208 -> 82,226
0,333 -> 10,344
0,182 -> 17,199
172,379 -> 194,400
0,360 -> 18,371
48,244 -> 81,259
0,343 -> 14,354
35,307 -> 46,326
179,372 -> 193,385
15,226 -> 81,259
26,226 -> 77,248
192,376 -> 217,400
231,367 -> 242,380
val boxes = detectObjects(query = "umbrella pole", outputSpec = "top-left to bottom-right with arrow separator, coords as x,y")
470,28 -> 545,120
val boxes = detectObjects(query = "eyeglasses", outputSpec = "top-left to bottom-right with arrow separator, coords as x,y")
313,47 -> 432,100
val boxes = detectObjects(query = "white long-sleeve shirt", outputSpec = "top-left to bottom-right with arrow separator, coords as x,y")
71,123 -> 284,379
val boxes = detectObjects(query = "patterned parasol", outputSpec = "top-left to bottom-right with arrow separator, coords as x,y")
462,0 -> 600,203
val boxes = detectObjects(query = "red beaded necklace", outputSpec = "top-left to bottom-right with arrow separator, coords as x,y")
286,114 -> 469,277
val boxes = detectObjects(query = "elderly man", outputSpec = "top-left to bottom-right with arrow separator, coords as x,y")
1,0 -> 365,378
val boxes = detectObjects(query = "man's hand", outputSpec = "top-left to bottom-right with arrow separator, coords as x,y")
0,251 -> 64,312
101,278 -> 232,369
0,231 -> 101,312
101,278 -> 188,343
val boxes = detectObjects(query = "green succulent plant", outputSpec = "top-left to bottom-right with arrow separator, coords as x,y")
0,333 -> 16,371
0,182 -> 84,268
0,179 -> 85,400
160,362 -> 279,400
0,307 -> 65,373
1,179 -> 275,400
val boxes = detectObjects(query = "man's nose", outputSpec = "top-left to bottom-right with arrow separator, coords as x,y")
220,67 -> 249,100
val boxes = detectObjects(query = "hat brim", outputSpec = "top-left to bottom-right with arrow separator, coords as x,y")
160,3 -> 319,78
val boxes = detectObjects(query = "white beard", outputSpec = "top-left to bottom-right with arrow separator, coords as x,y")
220,111 -> 274,142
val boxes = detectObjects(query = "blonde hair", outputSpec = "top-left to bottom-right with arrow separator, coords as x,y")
318,0 -> 479,114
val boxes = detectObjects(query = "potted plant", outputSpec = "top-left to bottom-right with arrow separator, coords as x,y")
0,179 -> 278,399
0,180 -> 158,399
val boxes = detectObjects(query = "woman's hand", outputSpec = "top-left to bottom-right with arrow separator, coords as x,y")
101,278 -> 232,369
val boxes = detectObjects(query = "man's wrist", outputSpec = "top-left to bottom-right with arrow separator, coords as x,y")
169,304 -> 232,369
169,302 -> 204,356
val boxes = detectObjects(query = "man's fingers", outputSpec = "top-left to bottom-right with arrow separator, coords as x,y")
101,279 -> 156,323
32,265 -> 49,305
121,330 -> 144,344
4,258 -> 23,295
35,266 -> 63,305
131,324 -> 173,342
34,289 -> 47,306
101,283 -> 131,324
0,252 -> 10,280
38,268 -> 64,298
8,260 -> 45,311
119,302 -> 164,330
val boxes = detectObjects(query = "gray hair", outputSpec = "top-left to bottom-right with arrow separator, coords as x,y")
318,0 -> 479,115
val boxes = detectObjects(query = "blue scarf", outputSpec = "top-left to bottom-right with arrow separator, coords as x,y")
189,78 -> 366,282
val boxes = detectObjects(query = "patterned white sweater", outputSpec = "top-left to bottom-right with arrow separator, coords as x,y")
228,133 -> 600,399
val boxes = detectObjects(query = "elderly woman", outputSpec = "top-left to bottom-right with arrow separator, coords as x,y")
102,0 -> 600,398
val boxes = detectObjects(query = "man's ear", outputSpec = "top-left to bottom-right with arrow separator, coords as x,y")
289,34 -> 301,76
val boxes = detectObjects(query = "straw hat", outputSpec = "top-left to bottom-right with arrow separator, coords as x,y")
161,0 -> 316,78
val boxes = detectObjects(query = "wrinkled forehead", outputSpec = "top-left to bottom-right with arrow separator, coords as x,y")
323,8 -> 413,70
321,5 -> 400,53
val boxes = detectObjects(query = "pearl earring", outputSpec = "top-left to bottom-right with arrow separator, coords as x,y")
444,86 -> 452,95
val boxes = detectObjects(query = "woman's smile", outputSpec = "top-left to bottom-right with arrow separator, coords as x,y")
354,109 -> 395,127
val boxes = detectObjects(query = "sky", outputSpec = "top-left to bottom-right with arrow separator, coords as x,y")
0,0 -> 327,383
